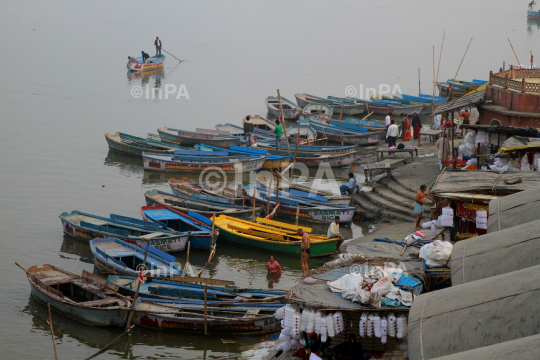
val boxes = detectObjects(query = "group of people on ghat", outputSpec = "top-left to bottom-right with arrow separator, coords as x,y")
384,112 -> 422,148
128,37 -> 163,64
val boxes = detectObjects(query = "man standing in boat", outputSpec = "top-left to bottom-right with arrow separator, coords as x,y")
274,119 -> 283,151
529,1 -> 536,12
155,37 -> 162,57
243,116 -> 254,148
296,229 -> 311,273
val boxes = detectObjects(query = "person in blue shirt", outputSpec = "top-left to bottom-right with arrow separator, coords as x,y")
340,173 -> 356,195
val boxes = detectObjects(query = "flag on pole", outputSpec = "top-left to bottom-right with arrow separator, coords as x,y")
138,268 -> 144,283
47,317 -> 50,325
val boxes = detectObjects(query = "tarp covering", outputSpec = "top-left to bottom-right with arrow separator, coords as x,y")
431,170 -> 540,193
498,136 -> 540,153
429,333 -> 540,360
488,186 -> 540,232
451,219 -> 540,285
345,241 -> 421,260
408,264 -> 540,360
288,266 -> 414,312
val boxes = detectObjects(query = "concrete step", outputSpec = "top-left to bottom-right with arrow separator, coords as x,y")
378,176 -> 418,201
360,190 -> 430,220
372,184 -> 416,208
353,194 -> 417,223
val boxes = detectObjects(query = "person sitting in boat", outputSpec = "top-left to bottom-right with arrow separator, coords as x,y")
251,135 -> 258,148
340,173 -> 356,195
127,56 -> 139,64
155,37 -> 162,57
141,51 -> 151,64
267,255 -> 282,274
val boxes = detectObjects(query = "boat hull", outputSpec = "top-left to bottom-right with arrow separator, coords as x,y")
313,130 -> 381,146
294,150 -> 360,167
263,156 -> 292,170
128,56 -> 165,72
29,278 -> 128,326
142,153 -> 266,173
254,198 -> 355,223
60,219 -> 189,253
105,133 -> 179,157
157,129 -> 242,148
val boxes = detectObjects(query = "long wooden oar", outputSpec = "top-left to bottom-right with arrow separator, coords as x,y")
161,48 -> 182,62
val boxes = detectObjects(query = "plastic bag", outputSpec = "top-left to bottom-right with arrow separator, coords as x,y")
419,240 -> 453,268
370,277 -> 396,296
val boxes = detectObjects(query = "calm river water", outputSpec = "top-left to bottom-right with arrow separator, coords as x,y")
1,1 -> 537,358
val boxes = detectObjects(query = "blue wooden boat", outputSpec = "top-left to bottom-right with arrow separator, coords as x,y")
132,297 -> 281,334
105,132 -> 194,157
142,151 -> 267,173
196,144 -> 293,170
108,275 -> 286,301
265,96 -> 301,119
329,118 -> 386,130
60,210 -> 195,253
143,191 -> 264,221
419,94 -> 447,102
140,205 -> 216,249
295,93 -> 366,115
90,237 -> 184,276
127,55 -> 165,72
21,264 -> 131,326
303,119 -> 383,146
255,140 -> 358,154
157,127 -> 243,148
393,93 -> 446,104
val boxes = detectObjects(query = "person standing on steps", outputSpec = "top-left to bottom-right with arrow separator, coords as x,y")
414,185 -> 435,230
411,112 -> 422,143
436,133 -> 450,171
386,120 -> 399,151
155,37 -> 162,57
385,112 -> 392,143
274,119 -> 283,151
296,229 -> 311,273
243,115 -> 254,148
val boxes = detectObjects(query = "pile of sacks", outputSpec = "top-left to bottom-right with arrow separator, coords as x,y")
476,209 -> 488,229
489,156 -> 509,172
459,132 -> 477,157
359,313 -> 408,344
274,305 -> 344,346
327,267 -> 415,308
422,217 -> 445,234
419,240 -> 453,268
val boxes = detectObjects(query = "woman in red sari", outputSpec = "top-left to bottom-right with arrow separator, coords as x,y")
402,114 -> 412,141
412,112 -> 422,142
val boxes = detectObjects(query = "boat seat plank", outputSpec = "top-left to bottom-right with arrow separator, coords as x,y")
242,308 -> 261,318
80,298 -> 119,307
65,214 -> 109,226
33,269 -> 75,285
71,279 -> 108,297
141,232 -> 167,239
256,218 -> 312,232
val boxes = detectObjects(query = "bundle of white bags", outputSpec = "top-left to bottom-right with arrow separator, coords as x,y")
476,209 -> 487,229
489,156 -> 509,172
476,130 -> 489,145
274,305 -> 344,341
359,312 -> 407,340
463,132 -> 477,157
422,216 -> 444,234
440,206 -> 454,227
419,240 -> 453,268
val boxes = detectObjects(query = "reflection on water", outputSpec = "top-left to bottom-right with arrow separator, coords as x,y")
59,235 -> 95,264
127,68 -> 165,89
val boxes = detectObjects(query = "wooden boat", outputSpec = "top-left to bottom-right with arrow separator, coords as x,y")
214,215 -> 340,256
285,123 -> 318,142
105,132 -> 193,157
306,120 -> 382,146
132,297 -> 281,334
141,205 -> 218,249
329,118 -> 386,130
157,127 -> 242,148
21,264 -> 131,326
256,141 -> 358,155
419,93 -> 447,102
169,177 -> 243,205
246,186 -> 357,223
195,145 -> 293,170
370,95 -> 427,114
436,82 -> 466,98
127,55 -> 165,72
59,210 -> 193,253
214,123 -> 244,136
295,93 -> 366,115
257,174 -> 351,206
393,92 -> 446,104
90,237 -> 184,276
109,275 -> 286,301
528,9 -> 540,19
144,190 -> 264,221
142,151 -> 267,172
265,96 -> 301,119
302,102 -> 333,117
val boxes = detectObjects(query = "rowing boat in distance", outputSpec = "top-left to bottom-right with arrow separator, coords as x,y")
127,55 -> 165,72
158,127 -> 243,148
20,264 -> 130,326
305,120 -> 383,146
214,215 -> 340,256
105,132 -> 193,157
142,151 -> 267,172
90,237 -> 184,276
265,96 -> 301,119
59,210 -> 194,253
143,190 -> 264,220
295,93 -> 366,115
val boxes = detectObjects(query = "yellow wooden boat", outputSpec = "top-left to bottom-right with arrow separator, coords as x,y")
213,216 -> 338,257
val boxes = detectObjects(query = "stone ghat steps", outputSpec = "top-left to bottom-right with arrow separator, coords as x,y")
379,176 -> 418,201
353,195 -> 417,223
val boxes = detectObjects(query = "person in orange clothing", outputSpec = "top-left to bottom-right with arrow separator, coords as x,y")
401,113 -> 412,141
459,108 -> 471,137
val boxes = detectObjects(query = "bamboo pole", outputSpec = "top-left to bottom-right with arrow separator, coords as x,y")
340,129 -> 344,146
340,103 -> 344,121
194,214 -> 217,277
125,239 -> 150,332
435,31 -> 445,99
432,45 -> 435,121
84,325 -> 135,360
267,176 -> 273,215
204,284 -> 208,335
418,68 -> 421,94
293,120 -> 300,170
252,193 -> 256,221
295,204 -> 300,226
277,90 -> 291,154
275,170 -> 280,204
508,38 -> 521,66
448,38 -> 473,98
47,302 -> 59,360
361,111 -> 374,120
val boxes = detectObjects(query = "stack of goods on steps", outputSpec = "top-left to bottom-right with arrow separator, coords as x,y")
489,156 -> 509,172
475,209 -> 487,229
440,206 -> 454,227
419,240 -> 453,268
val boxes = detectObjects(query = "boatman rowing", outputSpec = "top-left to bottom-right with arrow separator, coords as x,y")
529,1 -> 536,12
155,37 -> 162,57
296,228 -> 310,273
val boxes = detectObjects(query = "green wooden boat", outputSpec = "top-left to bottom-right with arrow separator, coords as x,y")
213,216 -> 338,257
105,132 -> 193,157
